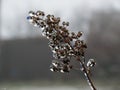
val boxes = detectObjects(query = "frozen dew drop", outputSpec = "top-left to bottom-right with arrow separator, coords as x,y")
53,53 -> 60,59
46,36 -> 50,39
50,65 -> 59,72
52,49 -> 57,53
41,27 -> 45,30
52,60 -> 59,67
33,23 -> 38,27
27,16 -> 30,20
55,46 -> 59,50
50,68 -> 54,72
87,59 -> 96,67
42,29 -> 47,36
60,55 -> 66,59
60,69 -> 64,73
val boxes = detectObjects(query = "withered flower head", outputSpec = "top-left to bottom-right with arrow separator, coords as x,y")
27,10 -> 97,90
27,10 -> 88,73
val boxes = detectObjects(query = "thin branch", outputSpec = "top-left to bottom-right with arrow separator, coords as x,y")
78,57 -> 96,90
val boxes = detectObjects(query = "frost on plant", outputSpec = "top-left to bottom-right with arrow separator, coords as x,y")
27,10 -> 97,90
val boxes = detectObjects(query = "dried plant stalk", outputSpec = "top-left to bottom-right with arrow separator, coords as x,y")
27,10 -> 97,90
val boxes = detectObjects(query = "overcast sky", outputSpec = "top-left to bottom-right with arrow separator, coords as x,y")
1,0 -> 120,39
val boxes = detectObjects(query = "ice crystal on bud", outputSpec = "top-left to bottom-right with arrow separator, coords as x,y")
87,59 -> 96,68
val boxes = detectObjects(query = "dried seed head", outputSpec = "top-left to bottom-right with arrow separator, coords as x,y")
27,10 -> 91,74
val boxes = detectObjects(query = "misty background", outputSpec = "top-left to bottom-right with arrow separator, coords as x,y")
0,0 -> 120,90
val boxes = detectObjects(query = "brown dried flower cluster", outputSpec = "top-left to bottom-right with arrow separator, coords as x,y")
27,10 -> 97,90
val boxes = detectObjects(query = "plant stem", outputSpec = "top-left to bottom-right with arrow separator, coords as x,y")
78,58 -> 96,90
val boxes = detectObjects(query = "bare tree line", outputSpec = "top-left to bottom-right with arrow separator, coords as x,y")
87,10 -> 120,78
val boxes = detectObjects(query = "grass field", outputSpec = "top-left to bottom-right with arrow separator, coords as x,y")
0,80 -> 120,90
0,86 -> 119,90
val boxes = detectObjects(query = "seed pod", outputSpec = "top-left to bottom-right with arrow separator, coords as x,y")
66,22 -> 69,26
77,31 -> 82,37
62,21 -> 66,26
56,17 -> 60,24
58,50 -> 66,59
68,50 -> 74,56
36,11 -> 42,16
32,20 -> 39,27
29,11 -> 35,16
62,59 -> 70,64
61,65 -> 71,73
81,44 -> 87,48
41,12 -> 45,16
71,32 -> 77,38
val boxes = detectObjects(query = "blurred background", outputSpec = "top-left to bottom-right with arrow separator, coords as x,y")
0,0 -> 120,90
